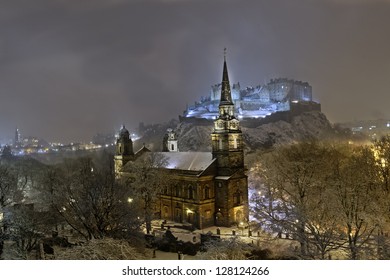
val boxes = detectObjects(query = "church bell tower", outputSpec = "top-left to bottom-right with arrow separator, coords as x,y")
114,125 -> 134,173
211,50 -> 248,227
211,50 -> 244,175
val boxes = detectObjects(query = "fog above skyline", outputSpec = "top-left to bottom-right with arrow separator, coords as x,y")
1,0 -> 390,143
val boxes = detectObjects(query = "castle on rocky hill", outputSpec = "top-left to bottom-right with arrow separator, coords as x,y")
182,77 -> 320,121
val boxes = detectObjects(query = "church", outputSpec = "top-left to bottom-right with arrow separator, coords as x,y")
114,54 -> 249,229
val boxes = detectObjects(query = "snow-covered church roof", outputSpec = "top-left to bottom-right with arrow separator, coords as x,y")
158,152 -> 214,171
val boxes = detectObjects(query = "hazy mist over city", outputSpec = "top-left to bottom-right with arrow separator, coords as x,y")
1,0 -> 390,143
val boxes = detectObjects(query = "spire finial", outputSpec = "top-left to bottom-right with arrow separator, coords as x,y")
224,48 -> 227,61
219,49 -> 233,106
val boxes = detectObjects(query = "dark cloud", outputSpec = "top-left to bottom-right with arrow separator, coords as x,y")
1,0 -> 390,142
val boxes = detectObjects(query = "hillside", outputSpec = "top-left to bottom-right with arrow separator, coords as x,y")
242,111 -> 336,151
137,111 -> 350,152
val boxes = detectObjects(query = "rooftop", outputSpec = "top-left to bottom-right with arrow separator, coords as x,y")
158,152 -> 214,171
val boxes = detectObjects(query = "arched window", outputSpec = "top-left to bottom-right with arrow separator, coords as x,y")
175,185 -> 181,197
204,185 -> 210,199
233,190 -> 242,205
188,185 -> 194,199
235,210 -> 243,223
163,206 -> 169,219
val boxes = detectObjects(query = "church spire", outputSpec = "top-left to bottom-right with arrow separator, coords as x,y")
220,48 -> 234,106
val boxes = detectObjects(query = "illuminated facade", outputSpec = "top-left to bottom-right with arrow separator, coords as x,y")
183,77 -> 317,120
115,54 -> 249,229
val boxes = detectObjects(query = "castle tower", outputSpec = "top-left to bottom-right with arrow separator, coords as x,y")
211,50 -> 248,227
114,125 -> 134,173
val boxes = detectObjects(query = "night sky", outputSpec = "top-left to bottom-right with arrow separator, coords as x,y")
1,0 -> 390,143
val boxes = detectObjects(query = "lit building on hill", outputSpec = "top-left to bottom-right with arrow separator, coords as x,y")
183,77 -> 320,120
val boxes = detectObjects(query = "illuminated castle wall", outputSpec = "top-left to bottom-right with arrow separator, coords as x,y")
184,78 -> 318,120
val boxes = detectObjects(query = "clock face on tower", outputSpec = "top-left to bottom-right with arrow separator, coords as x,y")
215,120 -> 225,130
231,156 -> 240,166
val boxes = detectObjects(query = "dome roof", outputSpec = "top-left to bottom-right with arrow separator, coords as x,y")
119,125 -> 130,138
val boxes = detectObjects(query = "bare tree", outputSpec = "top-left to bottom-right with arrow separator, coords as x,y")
198,236 -> 251,260
250,142 -> 345,259
122,152 -> 168,234
371,136 -> 390,258
329,145 -> 380,259
54,237 -> 148,260
372,135 -> 390,192
6,204 -> 52,259
43,156 -> 141,240
0,164 -> 18,210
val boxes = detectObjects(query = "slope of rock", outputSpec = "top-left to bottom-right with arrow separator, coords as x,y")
136,111 -> 345,152
176,111 -> 338,152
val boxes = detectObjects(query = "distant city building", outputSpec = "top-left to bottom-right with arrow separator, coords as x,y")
92,132 -> 117,146
14,127 -> 21,147
183,78 -> 320,120
338,119 -> 390,139
115,53 -> 249,229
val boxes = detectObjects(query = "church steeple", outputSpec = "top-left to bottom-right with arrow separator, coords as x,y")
211,51 -> 244,174
217,49 -> 236,120
211,50 -> 248,228
220,48 -> 234,106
